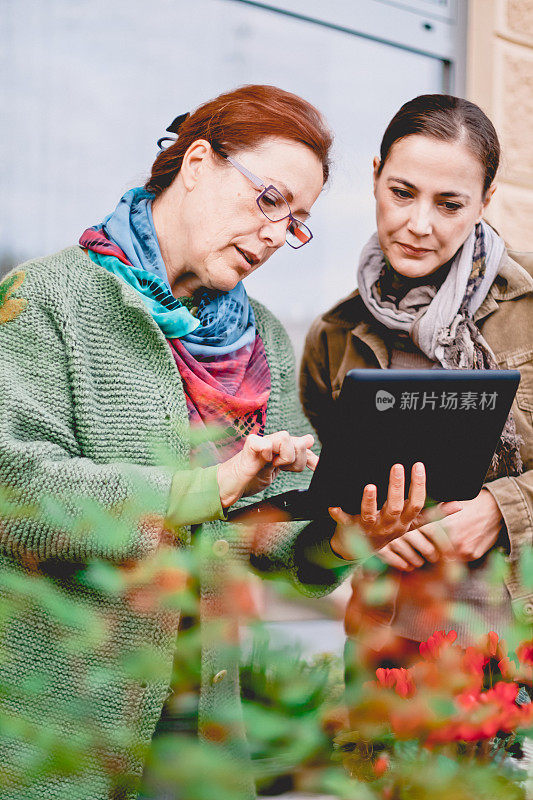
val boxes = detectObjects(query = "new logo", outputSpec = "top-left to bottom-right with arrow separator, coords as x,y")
375,390 -> 396,411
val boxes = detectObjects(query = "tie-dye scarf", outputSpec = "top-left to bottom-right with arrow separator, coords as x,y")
80,188 -> 270,460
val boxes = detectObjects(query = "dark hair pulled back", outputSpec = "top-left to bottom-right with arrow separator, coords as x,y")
145,84 -> 333,195
377,94 -> 500,195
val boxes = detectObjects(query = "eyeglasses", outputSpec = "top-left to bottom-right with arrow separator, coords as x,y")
224,155 -> 313,249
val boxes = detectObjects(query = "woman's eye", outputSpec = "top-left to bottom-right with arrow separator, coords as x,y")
391,188 -> 412,199
262,192 -> 279,208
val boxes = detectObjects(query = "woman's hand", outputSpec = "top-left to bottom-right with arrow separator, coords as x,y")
377,488 -> 502,571
328,462 -> 462,559
217,431 -> 318,509
375,516 -> 454,571
328,462 -> 425,558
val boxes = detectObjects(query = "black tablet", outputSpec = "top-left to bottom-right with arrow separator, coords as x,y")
309,368 -> 521,514
227,368 -> 520,522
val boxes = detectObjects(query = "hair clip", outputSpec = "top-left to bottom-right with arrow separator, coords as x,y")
157,136 -> 177,151
166,112 -> 190,134
157,112 -> 190,151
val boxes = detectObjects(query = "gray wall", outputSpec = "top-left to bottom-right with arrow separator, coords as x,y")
1,0 -> 461,356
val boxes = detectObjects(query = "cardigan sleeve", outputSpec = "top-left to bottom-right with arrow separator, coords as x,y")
0,276 -> 223,564
244,302 -> 354,596
166,465 -> 226,528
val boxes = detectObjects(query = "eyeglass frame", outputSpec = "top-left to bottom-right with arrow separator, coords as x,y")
223,155 -> 313,249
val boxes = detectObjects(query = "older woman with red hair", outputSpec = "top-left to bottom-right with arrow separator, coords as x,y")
0,85 -> 434,799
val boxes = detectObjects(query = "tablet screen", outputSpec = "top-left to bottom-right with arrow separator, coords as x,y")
309,369 -> 520,514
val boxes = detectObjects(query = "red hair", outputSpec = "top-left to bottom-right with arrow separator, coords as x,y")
145,84 -> 333,195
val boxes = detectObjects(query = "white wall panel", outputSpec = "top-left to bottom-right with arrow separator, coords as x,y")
2,0 -> 446,355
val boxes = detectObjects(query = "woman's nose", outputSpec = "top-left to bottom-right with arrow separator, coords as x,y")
259,218 -> 288,248
406,204 -> 433,237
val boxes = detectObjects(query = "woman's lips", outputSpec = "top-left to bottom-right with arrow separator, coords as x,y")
397,242 -> 433,257
234,245 -> 259,270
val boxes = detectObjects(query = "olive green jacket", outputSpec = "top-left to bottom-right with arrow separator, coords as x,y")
0,247 -> 347,800
300,250 -> 533,623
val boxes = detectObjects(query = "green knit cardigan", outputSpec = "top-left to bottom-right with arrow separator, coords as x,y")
0,247 -> 348,800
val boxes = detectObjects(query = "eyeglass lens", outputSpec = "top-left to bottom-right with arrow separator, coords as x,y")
257,188 -> 290,221
286,220 -> 312,248
257,188 -> 311,248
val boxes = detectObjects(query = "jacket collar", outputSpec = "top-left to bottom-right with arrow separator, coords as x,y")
320,292 -> 388,367
474,250 -> 533,321
350,318 -> 390,368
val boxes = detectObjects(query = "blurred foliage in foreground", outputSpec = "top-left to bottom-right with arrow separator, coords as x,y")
0,476 -> 531,799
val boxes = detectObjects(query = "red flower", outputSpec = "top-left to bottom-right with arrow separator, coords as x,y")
375,667 -> 416,698
372,754 -> 389,777
426,680 -> 533,745
355,629 -> 533,753
488,681 -> 519,705
477,631 -> 507,661
419,630 -> 457,661
462,632 -> 514,684
517,640 -> 533,667
462,646 -> 485,677
497,656 -> 517,679
487,631 -> 500,657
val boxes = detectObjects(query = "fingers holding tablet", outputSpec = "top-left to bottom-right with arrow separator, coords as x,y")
378,538 -> 425,571
402,463 -> 426,524
360,484 -> 378,524
330,462 -> 432,557
378,502 -> 463,571
381,464 -> 405,519
368,462 -> 425,527
379,463 -> 426,527
378,524 -> 452,571
329,461 -> 465,560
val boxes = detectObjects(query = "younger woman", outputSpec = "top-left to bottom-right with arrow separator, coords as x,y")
301,94 -> 533,648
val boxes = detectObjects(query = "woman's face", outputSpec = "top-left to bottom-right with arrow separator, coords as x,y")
373,134 -> 494,279
156,137 -> 324,294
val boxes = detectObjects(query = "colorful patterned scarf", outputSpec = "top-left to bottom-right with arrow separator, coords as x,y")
80,188 -> 270,460
169,336 -> 271,462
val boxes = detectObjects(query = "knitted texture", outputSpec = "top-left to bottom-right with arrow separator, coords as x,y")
0,247 -> 343,800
